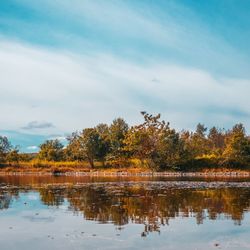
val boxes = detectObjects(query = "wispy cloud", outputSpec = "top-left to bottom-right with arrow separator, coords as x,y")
0,40 -> 250,134
0,0 -> 250,150
0,0 -> 249,77
22,121 -> 54,130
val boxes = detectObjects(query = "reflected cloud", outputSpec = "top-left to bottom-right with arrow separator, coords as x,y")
22,215 -> 55,222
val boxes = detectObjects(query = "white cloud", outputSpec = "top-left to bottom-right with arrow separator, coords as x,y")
48,135 -> 67,141
26,145 -> 38,150
0,40 -> 250,135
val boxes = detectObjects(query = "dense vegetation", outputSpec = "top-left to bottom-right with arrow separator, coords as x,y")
1,112 -> 250,171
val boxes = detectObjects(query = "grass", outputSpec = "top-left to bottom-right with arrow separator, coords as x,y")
0,159 -> 149,174
1,159 -> 250,175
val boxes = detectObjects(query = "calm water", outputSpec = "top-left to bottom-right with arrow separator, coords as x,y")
1,176 -> 250,250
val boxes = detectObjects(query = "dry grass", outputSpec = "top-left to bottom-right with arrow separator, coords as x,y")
1,159 -> 250,175
0,160 -> 89,173
0,159 -> 148,174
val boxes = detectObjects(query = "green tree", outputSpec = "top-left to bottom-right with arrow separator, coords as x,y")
109,118 -> 129,159
95,123 -> 111,166
38,139 -> 64,161
0,136 -> 12,163
156,128 -> 189,170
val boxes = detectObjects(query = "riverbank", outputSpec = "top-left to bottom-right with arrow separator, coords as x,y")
0,168 -> 250,177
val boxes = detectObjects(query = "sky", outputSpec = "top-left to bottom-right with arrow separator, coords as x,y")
0,0 -> 250,152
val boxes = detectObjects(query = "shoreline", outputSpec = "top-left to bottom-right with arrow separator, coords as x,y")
0,170 -> 250,177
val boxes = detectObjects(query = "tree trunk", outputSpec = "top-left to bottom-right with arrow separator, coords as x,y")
88,157 -> 95,168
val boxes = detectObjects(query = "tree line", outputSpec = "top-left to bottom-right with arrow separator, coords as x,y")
1,112 -> 250,170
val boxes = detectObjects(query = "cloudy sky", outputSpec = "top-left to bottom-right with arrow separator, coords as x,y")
0,0 -> 250,152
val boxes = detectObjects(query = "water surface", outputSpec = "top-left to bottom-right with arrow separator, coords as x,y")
1,175 -> 250,250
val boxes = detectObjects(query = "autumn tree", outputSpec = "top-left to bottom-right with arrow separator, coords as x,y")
208,127 -> 226,155
38,139 -> 64,162
124,112 -> 189,170
67,129 -> 98,167
222,124 -> 250,167
67,127 -> 110,168
124,112 -> 165,163
6,148 -> 20,164
188,123 -> 210,157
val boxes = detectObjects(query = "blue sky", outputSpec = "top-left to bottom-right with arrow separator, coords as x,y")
0,0 -> 250,152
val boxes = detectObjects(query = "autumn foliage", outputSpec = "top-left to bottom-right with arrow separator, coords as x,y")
1,112 -> 250,171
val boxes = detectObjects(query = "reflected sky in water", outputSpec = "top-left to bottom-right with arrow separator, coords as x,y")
1,176 -> 250,250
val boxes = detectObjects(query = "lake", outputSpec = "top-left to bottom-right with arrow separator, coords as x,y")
1,175 -> 250,250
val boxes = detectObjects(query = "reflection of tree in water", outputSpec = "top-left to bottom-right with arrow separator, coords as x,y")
0,193 -> 12,210
2,184 -> 250,236
39,187 -> 65,206
38,185 -> 250,235
0,189 -> 19,210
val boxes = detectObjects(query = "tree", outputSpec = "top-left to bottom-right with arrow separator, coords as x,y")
189,123 -> 210,157
95,123 -> 111,166
66,132 -> 86,162
208,127 -> 226,155
6,148 -> 20,164
109,118 -> 129,159
222,124 -> 250,167
38,139 -> 64,162
67,127 -> 110,168
0,136 -> 12,163
124,112 -> 166,163
155,128 -> 190,170
124,112 -> 189,170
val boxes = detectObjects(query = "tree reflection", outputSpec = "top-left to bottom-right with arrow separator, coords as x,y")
0,189 -> 18,210
1,183 -> 250,235
0,192 -> 12,210
39,185 -> 250,231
